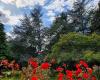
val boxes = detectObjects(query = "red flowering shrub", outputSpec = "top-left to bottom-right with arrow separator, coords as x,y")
83,73 -> 89,79
0,59 -> 20,70
66,70 -> 73,79
41,62 -> 50,70
22,58 -> 98,80
58,73 -> 64,80
31,76 -> 38,80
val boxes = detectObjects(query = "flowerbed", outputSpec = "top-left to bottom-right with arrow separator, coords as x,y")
0,58 -> 100,80
20,57 -> 100,80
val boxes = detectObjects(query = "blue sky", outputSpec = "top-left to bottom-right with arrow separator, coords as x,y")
0,0 -> 99,36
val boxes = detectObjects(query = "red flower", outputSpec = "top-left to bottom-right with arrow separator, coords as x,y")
33,69 -> 37,74
58,73 -> 64,80
66,70 -> 73,79
41,62 -> 50,69
69,78 -> 73,80
76,64 -> 80,69
79,60 -> 88,68
31,76 -> 38,80
56,67 -> 64,72
75,68 -> 82,76
30,61 -> 38,68
91,76 -> 96,80
83,73 -> 89,79
87,68 -> 93,74
28,57 -> 33,64
78,78 -> 82,80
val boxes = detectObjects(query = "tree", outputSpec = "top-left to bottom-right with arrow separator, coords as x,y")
12,6 -> 48,60
30,6 -> 43,51
91,2 -> 100,34
46,12 -> 74,52
0,22 -> 7,59
70,0 -> 93,34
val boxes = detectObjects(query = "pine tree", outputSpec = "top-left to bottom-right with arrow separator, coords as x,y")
71,0 -> 92,34
91,2 -> 100,34
46,12 -> 74,52
0,22 -> 7,59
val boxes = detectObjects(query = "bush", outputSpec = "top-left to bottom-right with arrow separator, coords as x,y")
48,32 -> 100,63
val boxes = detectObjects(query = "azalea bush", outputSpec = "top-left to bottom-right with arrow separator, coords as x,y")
0,58 -> 20,77
20,57 -> 99,80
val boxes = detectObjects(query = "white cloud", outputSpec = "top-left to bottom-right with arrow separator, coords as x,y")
0,7 -> 23,25
46,10 -> 55,17
16,0 -> 46,8
1,0 -> 46,8
67,0 -> 76,8
0,8 -> 11,23
49,16 -> 55,22
0,8 -> 11,16
44,0 -> 67,12
1,0 -> 16,4
6,15 -> 23,25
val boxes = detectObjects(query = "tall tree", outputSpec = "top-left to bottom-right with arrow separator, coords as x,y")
30,6 -> 43,51
0,22 -> 7,59
12,6 -> 45,58
91,2 -> 100,34
46,12 -> 74,52
70,0 -> 93,34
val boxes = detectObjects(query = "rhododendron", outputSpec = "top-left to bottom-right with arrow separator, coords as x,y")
66,70 -> 73,79
91,76 -> 97,80
58,73 -> 64,80
31,76 -> 38,80
83,73 -> 89,79
79,60 -> 88,68
77,77 -> 82,80
76,64 -> 80,69
75,68 -> 82,76
56,67 -> 64,72
41,62 -> 50,69
87,68 -> 93,74
29,61 -> 38,68
33,69 -> 37,74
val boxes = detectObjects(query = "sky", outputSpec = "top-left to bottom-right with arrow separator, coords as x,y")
0,0 -> 99,37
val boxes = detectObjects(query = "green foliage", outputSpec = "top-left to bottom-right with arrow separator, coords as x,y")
49,32 -> 100,63
0,22 -> 8,59
91,2 -> 100,34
